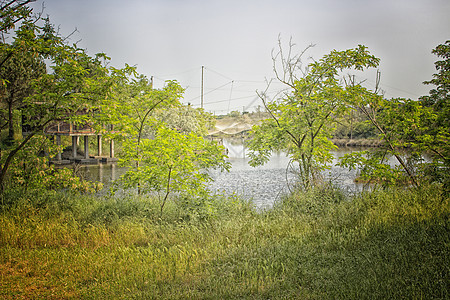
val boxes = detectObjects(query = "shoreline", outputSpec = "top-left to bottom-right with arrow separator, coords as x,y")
331,138 -> 383,148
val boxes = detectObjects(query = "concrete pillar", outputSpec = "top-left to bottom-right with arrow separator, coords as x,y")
84,136 -> 89,159
110,124 -> 115,158
97,135 -> 102,156
110,139 -> 115,158
72,136 -> 78,158
56,135 -> 62,161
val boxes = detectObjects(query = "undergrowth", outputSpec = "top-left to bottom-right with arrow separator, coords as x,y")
0,184 -> 448,299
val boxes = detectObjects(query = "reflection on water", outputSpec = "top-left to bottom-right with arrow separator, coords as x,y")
78,164 -> 127,184
80,138 -> 369,209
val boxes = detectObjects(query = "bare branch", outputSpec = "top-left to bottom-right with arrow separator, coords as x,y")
272,36 -> 315,89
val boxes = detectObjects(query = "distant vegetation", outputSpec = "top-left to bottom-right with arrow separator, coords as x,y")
0,1 -> 448,298
248,40 -> 449,191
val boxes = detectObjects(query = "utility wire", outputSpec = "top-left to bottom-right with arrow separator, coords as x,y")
185,81 -> 233,103
354,74 -> 421,98
190,94 -> 257,107
202,81 -> 233,96
205,67 -> 234,81
243,95 -> 260,111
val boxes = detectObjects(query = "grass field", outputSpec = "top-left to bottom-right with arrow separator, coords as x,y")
1,184 -> 448,299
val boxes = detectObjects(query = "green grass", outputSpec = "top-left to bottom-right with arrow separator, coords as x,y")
0,185 -> 448,299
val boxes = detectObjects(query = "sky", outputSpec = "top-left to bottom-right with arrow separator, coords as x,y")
30,0 -> 449,114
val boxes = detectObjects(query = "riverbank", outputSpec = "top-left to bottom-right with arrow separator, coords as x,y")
1,185 -> 448,299
209,115 -> 383,149
331,138 -> 383,147
209,113 -> 267,136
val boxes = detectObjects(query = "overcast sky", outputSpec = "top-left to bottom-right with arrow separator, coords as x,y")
30,0 -> 449,114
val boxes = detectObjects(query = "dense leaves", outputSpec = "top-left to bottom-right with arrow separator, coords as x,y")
0,45 -> 46,141
1,2 -> 230,210
249,43 -> 379,189
419,41 -> 450,191
120,125 -> 230,216
100,71 -> 229,215
0,1 -> 113,193
340,41 -> 449,191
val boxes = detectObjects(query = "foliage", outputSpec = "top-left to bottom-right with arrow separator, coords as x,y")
228,110 -> 241,118
0,1 -> 34,35
333,109 -> 377,139
101,73 -> 230,215
0,3 -> 113,193
2,136 -> 102,196
154,104 -> 216,136
119,120 -> 230,216
419,40 -> 450,192
98,73 -> 183,142
0,44 -> 46,142
339,93 -> 430,187
340,41 -> 450,190
249,41 -> 379,189
421,40 -> 450,109
339,149 -> 413,187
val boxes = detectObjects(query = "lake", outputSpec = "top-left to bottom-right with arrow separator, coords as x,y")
79,138 -> 369,209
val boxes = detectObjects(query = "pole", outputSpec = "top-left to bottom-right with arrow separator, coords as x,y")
56,135 -> 62,161
201,66 -> 204,109
84,136 -> 89,159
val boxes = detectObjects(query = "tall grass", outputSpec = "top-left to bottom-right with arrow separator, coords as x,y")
0,184 -> 448,299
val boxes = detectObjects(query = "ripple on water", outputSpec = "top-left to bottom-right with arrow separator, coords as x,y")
208,167 -> 297,209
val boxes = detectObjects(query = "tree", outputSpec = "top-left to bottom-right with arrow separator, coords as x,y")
419,41 -> 449,190
340,41 -> 449,191
120,124 -> 229,217
0,3 -> 113,193
0,0 -> 35,36
99,73 -> 185,194
154,104 -> 216,136
5,135 -> 102,193
248,40 -> 379,189
416,40 -> 450,191
340,91 -> 429,187
0,44 -> 46,142
104,75 -> 230,215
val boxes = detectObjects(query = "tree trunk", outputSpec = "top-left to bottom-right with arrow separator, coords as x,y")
8,102 -> 14,142
159,166 -> 172,218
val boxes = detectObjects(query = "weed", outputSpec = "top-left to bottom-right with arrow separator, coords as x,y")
0,185 -> 448,299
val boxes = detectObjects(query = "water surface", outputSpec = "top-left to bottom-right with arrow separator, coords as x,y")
80,139 -> 367,209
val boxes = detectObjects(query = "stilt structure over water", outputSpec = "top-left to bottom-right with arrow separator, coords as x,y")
23,111 -> 117,165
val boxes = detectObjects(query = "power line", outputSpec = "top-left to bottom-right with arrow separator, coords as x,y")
189,94 -> 257,107
185,81 -> 233,103
204,67 -> 234,81
354,74 -> 421,98
210,94 -> 256,105
243,96 -> 260,111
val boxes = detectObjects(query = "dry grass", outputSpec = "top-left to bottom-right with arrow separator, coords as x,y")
0,185 -> 448,299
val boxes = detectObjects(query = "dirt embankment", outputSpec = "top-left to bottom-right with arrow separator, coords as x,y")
209,114 -> 266,136
211,114 -> 383,147
331,138 -> 383,147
